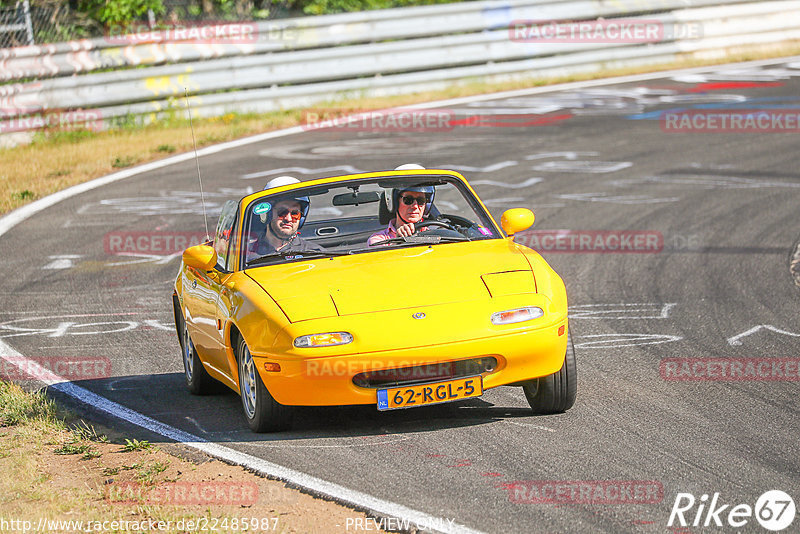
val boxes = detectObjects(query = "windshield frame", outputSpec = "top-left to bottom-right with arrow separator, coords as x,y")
238,173 -> 501,269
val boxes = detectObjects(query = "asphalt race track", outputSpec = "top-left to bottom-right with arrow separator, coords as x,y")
2,57 -> 800,533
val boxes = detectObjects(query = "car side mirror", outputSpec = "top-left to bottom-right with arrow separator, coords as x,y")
183,244 -> 217,272
500,208 -> 535,237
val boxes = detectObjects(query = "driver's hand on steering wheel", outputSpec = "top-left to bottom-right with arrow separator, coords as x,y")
396,222 -> 417,237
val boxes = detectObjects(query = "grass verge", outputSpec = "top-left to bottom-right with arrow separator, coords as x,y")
0,380 -> 385,533
2,41 -> 800,216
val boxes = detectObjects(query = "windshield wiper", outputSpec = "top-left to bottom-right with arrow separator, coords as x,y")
247,249 -> 350,266
354,235 -> 471,252
429,235 -> 471,243
386,235 -> 470,244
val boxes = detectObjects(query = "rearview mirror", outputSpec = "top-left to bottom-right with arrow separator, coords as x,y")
332,191 -> 381,206
183,244 -> 217,271
500,208 -> 535,237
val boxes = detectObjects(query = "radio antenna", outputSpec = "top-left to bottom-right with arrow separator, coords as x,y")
185,88 -> 210,241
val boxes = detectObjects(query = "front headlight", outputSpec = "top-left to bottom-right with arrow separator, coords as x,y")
491,307 -> 544,325
294,332 -> 353,348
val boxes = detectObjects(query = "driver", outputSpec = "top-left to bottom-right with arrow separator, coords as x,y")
368,185 -> 434,245
368,164 -> 434,246
256,176 -> 324,255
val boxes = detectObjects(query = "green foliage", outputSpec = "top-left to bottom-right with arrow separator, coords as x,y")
106,113 -> 141,131
47,129 -> 97,143
299,0 -> 457,15
11,190 -> 35,201
77,0 -> 164,26
111,155 -> 136,168
69,0 -> 464,26
136,460 -> 169,484
35,24 -> 94,43
72,420 -> 109,443
121,438 -> 151,452
32,127 -> 98,147
0,381 -> 57,426
54,442 -> 92,455
54,421 -> 106,457
82,448 -> 102,460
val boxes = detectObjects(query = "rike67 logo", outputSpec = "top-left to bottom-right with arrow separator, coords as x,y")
668,490 -> 795,531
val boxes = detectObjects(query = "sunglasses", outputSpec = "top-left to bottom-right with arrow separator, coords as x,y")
400,195 -> 427,206
276,208 -> 302,221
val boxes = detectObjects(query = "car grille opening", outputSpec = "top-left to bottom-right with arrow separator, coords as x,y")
352,357 -> 497,389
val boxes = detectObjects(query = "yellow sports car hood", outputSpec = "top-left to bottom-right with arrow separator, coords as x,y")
245,241 -> 535,322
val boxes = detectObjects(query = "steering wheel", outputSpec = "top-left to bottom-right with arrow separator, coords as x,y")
437,213 -> 475,228
419,220 -> 458,231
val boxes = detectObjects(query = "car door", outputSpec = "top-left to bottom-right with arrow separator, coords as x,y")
214,202 -> 242,382
185,200 -> 238,384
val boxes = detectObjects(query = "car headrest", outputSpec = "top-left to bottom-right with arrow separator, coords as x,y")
379,191 -> 392,225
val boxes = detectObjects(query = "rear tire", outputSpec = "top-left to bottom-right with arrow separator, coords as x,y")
524,335 -> 577,414
180,311 -> 216,395
237,337 -> 293,432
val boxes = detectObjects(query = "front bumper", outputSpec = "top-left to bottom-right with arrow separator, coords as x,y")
253,317 -> 568,406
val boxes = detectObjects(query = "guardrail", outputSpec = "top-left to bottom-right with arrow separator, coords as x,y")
0,0 -> 736,82
1,0 -> 799,135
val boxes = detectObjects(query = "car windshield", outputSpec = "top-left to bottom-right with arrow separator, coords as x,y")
241,175 -> 500,267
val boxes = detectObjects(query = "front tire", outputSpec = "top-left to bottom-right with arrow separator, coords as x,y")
237,337 -> 293,432
523,335 -> 577,414
180,311 -> 216,395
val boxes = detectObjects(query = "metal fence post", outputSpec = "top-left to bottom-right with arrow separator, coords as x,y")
22,0 -> 34,45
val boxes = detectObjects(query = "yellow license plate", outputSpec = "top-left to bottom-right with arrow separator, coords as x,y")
377,376 -> 483,411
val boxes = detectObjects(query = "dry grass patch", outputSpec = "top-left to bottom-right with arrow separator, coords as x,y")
0,111 -> 303,214
0,381 -> 386,533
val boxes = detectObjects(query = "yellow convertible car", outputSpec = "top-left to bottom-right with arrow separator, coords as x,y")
173,168 -> 575,432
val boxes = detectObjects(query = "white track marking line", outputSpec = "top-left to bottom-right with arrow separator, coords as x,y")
727,325 -> 800,346
0,340 -> 481,534
2,56 -> 798,534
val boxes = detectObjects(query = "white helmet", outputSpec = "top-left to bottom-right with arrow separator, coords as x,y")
385,164 -> 433,217
264,175 -> 300,190
261,175 -> 310,228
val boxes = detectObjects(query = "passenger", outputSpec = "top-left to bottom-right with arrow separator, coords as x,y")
369,164 -> 434,246
256,176 -> 323,255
